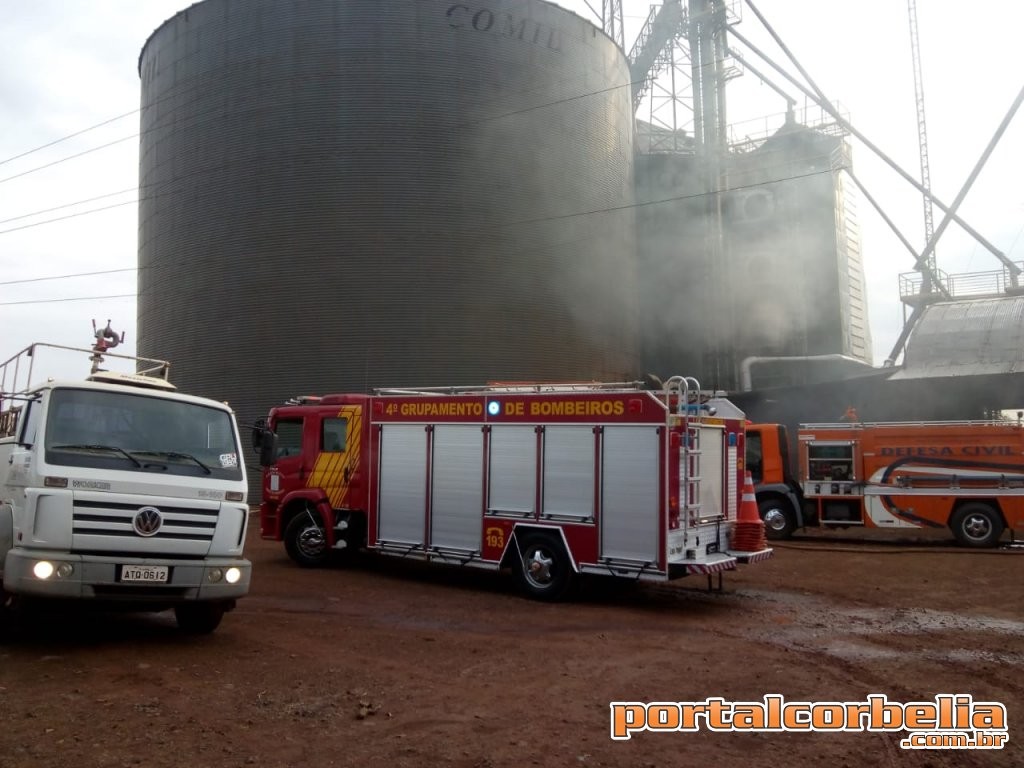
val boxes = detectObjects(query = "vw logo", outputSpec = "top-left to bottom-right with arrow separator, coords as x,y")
133,506 -> 163,537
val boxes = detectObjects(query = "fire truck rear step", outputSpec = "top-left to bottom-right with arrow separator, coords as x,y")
677,552 -> 738,575
727,547 -> 774,564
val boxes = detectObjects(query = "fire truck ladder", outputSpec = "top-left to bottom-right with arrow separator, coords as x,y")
664,376 -> 703,527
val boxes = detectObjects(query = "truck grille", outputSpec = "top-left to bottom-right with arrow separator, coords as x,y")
71,497 -> 220,554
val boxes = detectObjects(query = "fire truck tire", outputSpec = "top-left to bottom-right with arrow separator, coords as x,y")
284,509 -> 332,568
950,503 -> 1005,549
175,602 -> 225,634
514,534 -> 575,602
759,497 -> 796,540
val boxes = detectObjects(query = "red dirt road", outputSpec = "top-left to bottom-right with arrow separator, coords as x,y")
0,524 -> 1021,767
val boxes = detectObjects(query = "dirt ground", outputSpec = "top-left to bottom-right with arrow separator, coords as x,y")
0,521 -> 1021,768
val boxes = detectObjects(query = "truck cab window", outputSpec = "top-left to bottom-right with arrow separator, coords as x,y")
275,418 -> 304,458
746,431 -> 763,483
321,418 -> 347,452
20,399 -> 40,446
0,405 -> 21,439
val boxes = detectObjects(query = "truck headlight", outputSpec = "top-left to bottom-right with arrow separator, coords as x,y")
56,563 -> 74,578
225,567 -> 242,584
33,561 -> 55,580
207,568 -> 223,583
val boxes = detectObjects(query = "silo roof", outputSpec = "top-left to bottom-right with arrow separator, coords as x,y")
891,295 -> 1024,378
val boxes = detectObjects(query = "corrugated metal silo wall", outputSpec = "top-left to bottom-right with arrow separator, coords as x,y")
137,0 -> 639,463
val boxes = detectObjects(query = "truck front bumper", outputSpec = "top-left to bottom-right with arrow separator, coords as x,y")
3,550 -> 252,603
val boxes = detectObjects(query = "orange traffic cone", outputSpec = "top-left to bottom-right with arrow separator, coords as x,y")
731,470 -> 767,552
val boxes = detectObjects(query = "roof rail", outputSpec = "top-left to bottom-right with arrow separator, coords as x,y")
0,342 -> 171,402
372,380 -> 648,396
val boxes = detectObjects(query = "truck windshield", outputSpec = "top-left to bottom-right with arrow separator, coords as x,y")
44,387 -> 242,480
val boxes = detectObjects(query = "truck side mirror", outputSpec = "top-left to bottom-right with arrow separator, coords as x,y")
250,419 -> 267,451
258,431 -> 278,467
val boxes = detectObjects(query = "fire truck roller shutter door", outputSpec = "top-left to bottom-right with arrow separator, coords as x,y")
600,427 -> 659,561
430,425 -> 484,551
378,425 -> 427,545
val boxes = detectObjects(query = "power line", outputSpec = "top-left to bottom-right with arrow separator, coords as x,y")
0,157 -> 838,245
0,109 -> 140,168
0,188 -> 136,226
0,268 -> 136,287
0,117 -> 829,236
1,58 -> 723,192
0,293 -> 135,307
0,169 -> 840,304
0,157 -> 236,231
0,84 -> 235,186
0,135 -> 136,185
504,166 -> 837,226
0,199 -> 137,236
0,79 -> 232,169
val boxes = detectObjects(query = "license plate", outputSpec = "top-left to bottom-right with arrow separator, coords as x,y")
120,565 -> 169,583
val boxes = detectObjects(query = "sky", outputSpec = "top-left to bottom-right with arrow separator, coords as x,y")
1,0 -> 1023,385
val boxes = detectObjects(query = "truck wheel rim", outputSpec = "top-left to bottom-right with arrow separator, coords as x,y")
524,548 -> 554,588
963,514 -> 991,542
763,508 -> 787,532
298,526 -> 326,558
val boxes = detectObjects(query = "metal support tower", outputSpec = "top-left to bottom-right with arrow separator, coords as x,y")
603,0 -> 625,50
626,0 -> 740,386
629,0 -> 687,116
908,0 -> 937,295
687,0 -> 734,387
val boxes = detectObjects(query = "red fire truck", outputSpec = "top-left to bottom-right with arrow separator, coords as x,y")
253,377 -> 772,600
746,419 -> 1024,547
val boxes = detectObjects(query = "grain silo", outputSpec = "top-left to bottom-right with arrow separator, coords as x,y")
136,0 -> 639,434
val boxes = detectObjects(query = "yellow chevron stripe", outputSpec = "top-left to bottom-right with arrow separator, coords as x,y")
307,405 -> 363,510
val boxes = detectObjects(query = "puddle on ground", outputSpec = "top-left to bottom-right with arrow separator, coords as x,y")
733,588 -> 1024,664
823,639 -> 1024,665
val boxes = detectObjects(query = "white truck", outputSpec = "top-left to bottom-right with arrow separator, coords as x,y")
0,328 -> 252,633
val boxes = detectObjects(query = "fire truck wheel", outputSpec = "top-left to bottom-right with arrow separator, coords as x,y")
950,503 -> 1005,549
515,534 -> 574,601
284,509 -> 332,568
175,602 -> 225,634
759,497 -> 796,540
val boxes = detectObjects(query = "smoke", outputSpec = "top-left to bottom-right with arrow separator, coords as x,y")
634,121 -> 873,390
